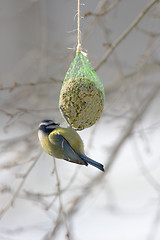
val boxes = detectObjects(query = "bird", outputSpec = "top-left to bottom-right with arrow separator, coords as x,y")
38,120 -> 104,171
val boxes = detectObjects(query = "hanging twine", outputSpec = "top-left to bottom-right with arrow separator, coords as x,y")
76,0 -> 82,53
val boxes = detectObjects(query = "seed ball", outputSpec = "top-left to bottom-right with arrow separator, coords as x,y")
59,77 -> 104,130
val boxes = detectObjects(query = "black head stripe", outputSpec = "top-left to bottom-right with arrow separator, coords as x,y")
39,120 -> 59,127
39,120 -> 60,135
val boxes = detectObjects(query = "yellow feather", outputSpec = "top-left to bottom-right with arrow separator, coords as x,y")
49,127 -> 84,154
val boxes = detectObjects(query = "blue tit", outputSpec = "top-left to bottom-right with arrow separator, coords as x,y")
38,120 -> 104,172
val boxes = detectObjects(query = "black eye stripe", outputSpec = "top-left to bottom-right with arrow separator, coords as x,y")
46,123 -> 60,128
48,122 -> 59,126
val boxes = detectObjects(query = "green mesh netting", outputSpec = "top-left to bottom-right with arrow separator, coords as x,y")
63,52 -> 105,95
59,52 -> 105,130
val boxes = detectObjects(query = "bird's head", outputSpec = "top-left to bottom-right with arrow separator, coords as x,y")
38,120 -> 60,135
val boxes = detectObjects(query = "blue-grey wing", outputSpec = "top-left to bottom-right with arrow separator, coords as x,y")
54,134 -> 87,166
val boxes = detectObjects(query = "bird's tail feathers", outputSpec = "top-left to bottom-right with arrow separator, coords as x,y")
80,154 -> 104,172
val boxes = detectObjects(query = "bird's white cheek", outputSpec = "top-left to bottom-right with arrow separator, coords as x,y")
38,130 -> 47,144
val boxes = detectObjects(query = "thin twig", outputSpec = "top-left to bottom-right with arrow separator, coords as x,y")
0,152 -> 40,219
0,78 -> 61,92
44,159 -> 71,240
82,0 -> 120,43
147,197 -> 160,240
84,0 -> 121,17
95,0 -> 160,71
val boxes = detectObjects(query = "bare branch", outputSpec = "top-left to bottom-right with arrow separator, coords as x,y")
44,159 -> 71,240
84,0 -> 121,17
95,0 -> 160,71
0,151 -> 41,219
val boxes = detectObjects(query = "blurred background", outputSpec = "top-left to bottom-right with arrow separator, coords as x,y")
0,0 -> 160,239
